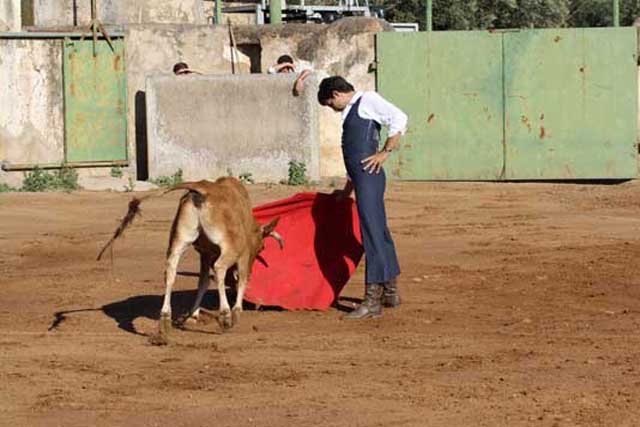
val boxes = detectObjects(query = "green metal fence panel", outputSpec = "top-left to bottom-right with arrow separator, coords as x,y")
377,31 -> 504,180
377,28 -> 638,181
504,28 -> 638,179
63,38 -> 127,163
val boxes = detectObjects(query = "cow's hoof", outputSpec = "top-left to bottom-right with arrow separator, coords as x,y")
218,310 -> 233,331
184,315 -> 199,325
149,332 -> 169,346
232,307 -> 242,325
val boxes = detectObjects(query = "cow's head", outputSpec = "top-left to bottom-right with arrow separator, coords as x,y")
259,217 -> 284,251
252,217 -> 283,267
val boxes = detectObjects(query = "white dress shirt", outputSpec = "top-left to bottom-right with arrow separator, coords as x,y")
341,91 -> 408,137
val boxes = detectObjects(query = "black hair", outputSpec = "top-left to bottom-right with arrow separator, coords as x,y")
277,54 -> 294,64
173,62 -> 189,74
317,76 -> 355,105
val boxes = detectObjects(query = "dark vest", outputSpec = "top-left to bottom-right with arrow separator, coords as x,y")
341,96 -> 381,171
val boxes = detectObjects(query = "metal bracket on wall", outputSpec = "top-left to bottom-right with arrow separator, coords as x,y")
78,0 -> 115,56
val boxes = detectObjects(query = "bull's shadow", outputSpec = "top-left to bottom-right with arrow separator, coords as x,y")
48,271 -> 280,336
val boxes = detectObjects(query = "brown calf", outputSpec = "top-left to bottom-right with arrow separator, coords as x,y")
98,177 -> 283,344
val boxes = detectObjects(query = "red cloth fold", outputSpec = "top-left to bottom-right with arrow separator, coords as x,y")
246,192 -> 363,310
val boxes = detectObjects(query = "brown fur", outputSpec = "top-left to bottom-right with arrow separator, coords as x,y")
97,177 -> 283,344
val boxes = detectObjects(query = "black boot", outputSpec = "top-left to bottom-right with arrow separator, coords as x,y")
382,279 -> 401,308
344,283 -> 383,319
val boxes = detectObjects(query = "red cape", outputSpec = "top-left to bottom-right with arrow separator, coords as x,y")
246,192 -> 363,310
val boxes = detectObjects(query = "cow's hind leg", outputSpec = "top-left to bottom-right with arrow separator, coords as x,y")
150,206 -> 199,345
213,255 -> 235,331
182,253 -> 213,325
232,258 -> 250,326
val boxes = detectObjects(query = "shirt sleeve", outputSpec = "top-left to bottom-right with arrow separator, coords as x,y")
359,91 -> 408,137
267,66 -> 277,74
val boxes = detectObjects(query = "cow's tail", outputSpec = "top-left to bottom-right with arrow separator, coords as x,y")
96,181 -> 210,261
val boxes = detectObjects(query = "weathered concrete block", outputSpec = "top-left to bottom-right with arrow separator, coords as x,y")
146,73 -> 320,183
125,24 -> 250,180
0,0 -> 21,31
0,39 -> 64,186
31,0 -> 206,27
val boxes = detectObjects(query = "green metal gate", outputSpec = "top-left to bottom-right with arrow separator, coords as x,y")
63,38 -> 127,163
377,28 -> 638,180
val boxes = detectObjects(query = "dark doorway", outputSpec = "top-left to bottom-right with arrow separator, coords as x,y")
237,43 -> 262,73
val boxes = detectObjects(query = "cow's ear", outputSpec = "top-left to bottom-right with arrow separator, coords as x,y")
261,217 -> 280,236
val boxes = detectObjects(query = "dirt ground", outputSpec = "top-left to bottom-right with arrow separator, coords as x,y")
1,180 -> 640,427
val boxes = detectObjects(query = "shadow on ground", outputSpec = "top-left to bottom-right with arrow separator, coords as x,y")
48,271 -> 283,336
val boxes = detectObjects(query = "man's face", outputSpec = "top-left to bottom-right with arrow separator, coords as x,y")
325,91 -> 351,112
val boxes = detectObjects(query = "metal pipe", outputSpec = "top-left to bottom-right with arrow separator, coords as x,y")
215,0 -> 223,25
613,0 -> 620,27
426,0 -> 432,31
270,0 -> 282,24
1,160 -> 129,172
0,31 -> 124,38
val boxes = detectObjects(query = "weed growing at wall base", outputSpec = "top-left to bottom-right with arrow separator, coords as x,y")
150,169 -> 184,188
110,167 -> 124,178
239,172 -> 255,184
287,161 -> 308,186
0,183 -> 18,192
21,166 -> 80,192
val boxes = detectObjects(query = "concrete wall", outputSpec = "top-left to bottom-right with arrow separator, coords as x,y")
32,0 -> 206,27
0,18 -> 389,186
0,39 -> 64,187
146,73 -> 319,182
125,24 -> 250,179
0,0 -> 21,31
235,18 -> 392,177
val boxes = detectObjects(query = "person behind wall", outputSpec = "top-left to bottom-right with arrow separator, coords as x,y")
267,54 -> 297,74
316,75 -> 408,319
268,54 -> 315,95
172,62 -> 202,76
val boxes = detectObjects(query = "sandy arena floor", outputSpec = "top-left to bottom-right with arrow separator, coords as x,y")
1,180 -> 640,426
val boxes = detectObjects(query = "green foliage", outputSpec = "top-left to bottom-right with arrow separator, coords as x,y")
21,166 -> 80,192
375,0 -> 639,30
287,161 -> 309,186
239,172 -> 255,184
568,0 -> 640,27
150,169 -> 183,188
110,167 -> 123,178
0,183 -> 18,192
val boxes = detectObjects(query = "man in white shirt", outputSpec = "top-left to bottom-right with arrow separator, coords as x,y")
317,76 -> 408,319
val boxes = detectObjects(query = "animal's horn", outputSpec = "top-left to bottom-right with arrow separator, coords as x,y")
269,230 -> 284,249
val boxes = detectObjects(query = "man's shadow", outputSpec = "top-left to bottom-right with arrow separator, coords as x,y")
48,271 -> 278,336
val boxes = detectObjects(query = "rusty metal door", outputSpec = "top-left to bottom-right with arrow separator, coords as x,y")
504,28 -> 638,179
377,31 -> 504,180
63,38 -> 127,163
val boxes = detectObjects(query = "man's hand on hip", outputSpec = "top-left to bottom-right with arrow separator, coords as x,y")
361,151 -> 390,174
